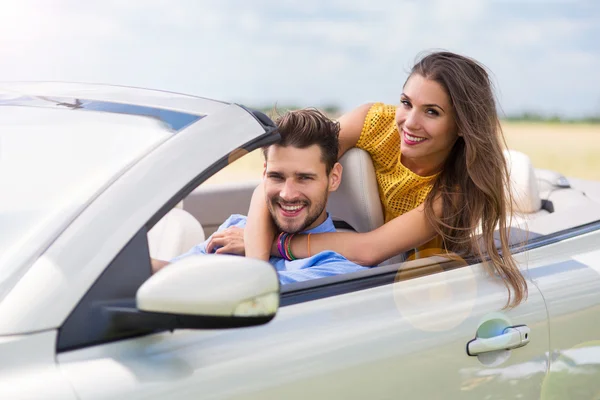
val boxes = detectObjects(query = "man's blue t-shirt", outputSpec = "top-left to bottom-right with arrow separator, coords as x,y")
171,214 -> 368,284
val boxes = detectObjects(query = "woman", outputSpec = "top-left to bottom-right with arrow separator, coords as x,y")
245,51 -> 527,307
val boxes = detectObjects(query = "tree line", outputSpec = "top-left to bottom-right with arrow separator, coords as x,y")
251,105 -> 600,124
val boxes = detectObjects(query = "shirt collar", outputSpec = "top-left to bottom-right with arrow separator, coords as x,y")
300,213 -> 336,234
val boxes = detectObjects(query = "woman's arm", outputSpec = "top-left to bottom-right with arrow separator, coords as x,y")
244,182 -> 276,260
286,200 -> 442,266
337,103 -> 373,158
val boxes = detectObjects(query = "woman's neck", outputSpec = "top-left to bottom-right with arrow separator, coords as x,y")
401,153 -> 446,177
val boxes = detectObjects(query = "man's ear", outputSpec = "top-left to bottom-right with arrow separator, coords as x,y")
328,162 -> 343,192
262,161 -> 267,178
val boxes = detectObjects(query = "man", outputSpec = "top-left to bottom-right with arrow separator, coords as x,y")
152,108 -> 368,283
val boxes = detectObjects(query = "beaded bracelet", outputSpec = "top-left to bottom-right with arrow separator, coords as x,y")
277,232 -> 287,259
276,232 -> 298,261
285,233 -> 296,261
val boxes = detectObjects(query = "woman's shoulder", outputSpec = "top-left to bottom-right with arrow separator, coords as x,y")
365,102 -> 396,119
356,103 -> 400,159
342,103 -> 396,126
361,103 -> 398,138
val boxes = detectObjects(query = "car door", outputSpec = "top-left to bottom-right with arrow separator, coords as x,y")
57,233 -> 550,400
523,225 -> 600,399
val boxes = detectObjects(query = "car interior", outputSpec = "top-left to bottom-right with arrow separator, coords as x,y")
146,148 -> 600,273
56,146 -> 600,353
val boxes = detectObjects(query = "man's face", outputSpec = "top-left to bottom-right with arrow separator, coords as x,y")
264,144 -> 341,233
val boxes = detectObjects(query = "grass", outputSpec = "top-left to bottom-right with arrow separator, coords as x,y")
204,122 -> 600,185
501,122 -> 600,181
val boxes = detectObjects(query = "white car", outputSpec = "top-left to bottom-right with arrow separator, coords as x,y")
1,82 -> 599,399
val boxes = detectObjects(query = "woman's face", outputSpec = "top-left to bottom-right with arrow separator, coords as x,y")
395,74 -> 459,172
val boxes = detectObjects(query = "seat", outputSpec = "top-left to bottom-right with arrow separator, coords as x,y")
326,149 -> 400,265
503,149 -> 543,214
147,205 -> 206,261
326,148 -> 384,233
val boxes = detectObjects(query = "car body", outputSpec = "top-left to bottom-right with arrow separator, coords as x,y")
1,82 -> 599,399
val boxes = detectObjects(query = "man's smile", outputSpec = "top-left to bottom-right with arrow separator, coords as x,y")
277,202 -> 307,217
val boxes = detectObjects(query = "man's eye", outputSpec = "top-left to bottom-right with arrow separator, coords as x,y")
268,175 -> 283,180
299,176 -> 312,181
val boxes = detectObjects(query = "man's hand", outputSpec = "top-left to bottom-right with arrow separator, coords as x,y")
206,226 -> 246,255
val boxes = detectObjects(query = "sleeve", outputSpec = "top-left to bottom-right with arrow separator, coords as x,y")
169,214 -> 246,263
278,251 -> 369,284
355,103 -> 400,169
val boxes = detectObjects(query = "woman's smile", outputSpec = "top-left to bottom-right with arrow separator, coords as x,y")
402,129 -> 427,145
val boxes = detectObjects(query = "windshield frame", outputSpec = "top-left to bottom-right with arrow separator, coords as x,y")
0,99 -> 205,300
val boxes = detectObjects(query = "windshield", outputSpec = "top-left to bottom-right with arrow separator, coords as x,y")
0,98 -> 202,297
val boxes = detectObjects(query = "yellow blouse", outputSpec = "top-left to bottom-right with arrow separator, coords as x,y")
356,103 -> 438,223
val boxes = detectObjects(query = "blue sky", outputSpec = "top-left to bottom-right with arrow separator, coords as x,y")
1,0 -> 598,117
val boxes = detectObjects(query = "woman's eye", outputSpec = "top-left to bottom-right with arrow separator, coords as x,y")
401,100 -> 411,107
426,108 -> 439,116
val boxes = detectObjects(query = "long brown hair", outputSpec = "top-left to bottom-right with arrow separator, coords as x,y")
413,51 -> 527,307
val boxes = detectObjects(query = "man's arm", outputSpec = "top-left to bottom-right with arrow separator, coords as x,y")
277,252 -> 369,285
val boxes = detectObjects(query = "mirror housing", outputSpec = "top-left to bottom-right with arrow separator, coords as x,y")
104,255 -> 279,331
138,254 -> 279,318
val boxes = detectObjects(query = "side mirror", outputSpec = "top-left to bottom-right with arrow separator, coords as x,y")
106,255 -> 279,331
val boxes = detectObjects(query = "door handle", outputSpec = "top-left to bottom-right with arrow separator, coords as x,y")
466,325 -> 531,356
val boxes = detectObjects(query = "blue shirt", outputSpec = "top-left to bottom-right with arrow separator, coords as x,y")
171,214 -> 368,284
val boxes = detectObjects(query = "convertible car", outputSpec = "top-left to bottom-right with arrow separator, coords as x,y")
1,82 -> 599,399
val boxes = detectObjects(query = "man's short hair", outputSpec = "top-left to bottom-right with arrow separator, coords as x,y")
263,108 -> 340,174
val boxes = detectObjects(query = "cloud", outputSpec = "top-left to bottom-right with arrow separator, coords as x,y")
0,0 -> 598,117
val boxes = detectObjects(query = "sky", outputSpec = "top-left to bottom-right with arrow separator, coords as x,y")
0,0 -> 599,118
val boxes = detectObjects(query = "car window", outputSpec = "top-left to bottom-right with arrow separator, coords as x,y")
57,228 -> 154,352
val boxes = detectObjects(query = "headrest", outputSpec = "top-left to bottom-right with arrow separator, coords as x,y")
503,149 -> 542,213
327,148 -> 384,232
148,208 -> 206,261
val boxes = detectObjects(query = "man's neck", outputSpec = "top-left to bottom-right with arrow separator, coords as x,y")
300,211 -> 328,232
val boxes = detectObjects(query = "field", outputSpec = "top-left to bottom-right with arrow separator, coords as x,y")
501,122 -> 600,180
205,122 -> 600,185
